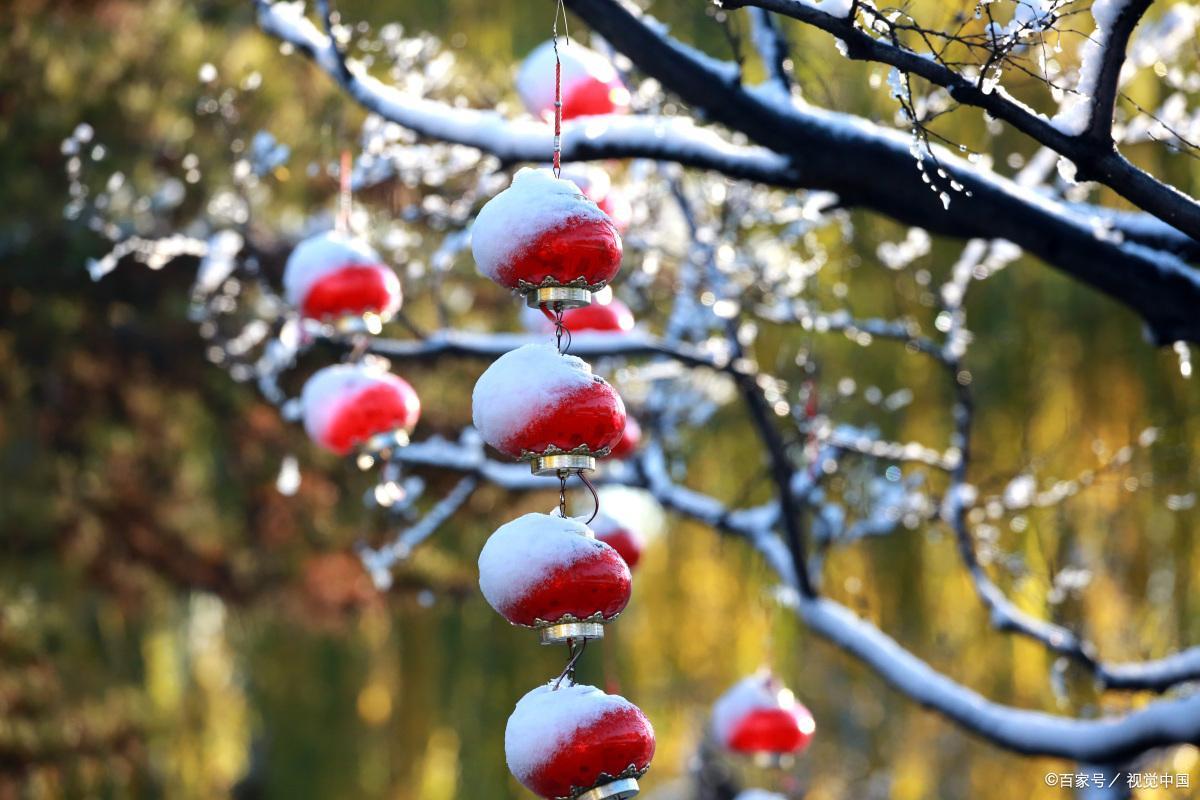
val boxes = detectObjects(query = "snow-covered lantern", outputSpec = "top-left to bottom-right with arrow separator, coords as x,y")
472,169 -> 622,309
590,511 -> 645,571
560,166 -> 632,234
711,672 -> 816,762
472,344 -> 626,475
479,512 -> 631,643
506,682 -> 654,800
608,415 -> 641,461
516,40 -> 631,121
283,230 -> 402,332
301,360 -> 420,459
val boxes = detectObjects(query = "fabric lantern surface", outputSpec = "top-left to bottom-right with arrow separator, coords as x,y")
284,230 -> 402,324
516,40 -> 631,120
506,682 -> 654,800
710,672 -> 816,758
301,361 -> 420,456
472,169 -> 622,304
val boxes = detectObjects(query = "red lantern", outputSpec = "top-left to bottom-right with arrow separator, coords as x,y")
608,415 -> 641,460
479,512 -> 631,643
472,344 -> 626,474
711,672 -> 815,760
472,169 -> 622,309
506,682 -> 654,800
284,230 -> 402,329
560,166 -> 632,234
516,41 -> 631,121
301,360 -> 420,457
590,512 -> 645,570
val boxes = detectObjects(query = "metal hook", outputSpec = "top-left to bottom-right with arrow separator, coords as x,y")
578,470 -> 600,525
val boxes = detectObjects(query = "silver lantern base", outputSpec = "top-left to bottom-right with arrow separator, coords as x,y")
576,778 -> 640,800
525,285 -> 592,310
538,621 -> 605,645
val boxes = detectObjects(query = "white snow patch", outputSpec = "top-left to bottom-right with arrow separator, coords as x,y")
471,343 -> 598,451
1054,0 -> 1134,135
471,168 -> 613,285
505,682 -> 639,782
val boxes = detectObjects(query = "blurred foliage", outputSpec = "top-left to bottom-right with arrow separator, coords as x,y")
1,0 -> 1199,799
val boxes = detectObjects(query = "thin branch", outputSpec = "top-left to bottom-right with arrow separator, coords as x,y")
720,0 -> 1200,242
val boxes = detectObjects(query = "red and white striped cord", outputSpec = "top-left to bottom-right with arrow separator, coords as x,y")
551,0 -> 568,178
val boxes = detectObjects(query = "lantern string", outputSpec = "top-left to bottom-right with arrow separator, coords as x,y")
552,307 -> 573,355
558,473 -> 569,518
578,470 -> 600,525
554,637 -> 587,689
337,149 -> 353,233
551,0 -> 569,178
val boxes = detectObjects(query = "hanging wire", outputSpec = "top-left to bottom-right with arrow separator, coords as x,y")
553,637 -> 588,689
337,149 -> 353,232
578,470 -> 600,525
551,0 -> 570,178
550,306 -> 573,355
558,473 -> 569,518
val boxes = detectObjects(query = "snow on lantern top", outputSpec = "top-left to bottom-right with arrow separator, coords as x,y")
471,344 -> 626,474
711,671 -> 816,759
301,360 -> 420,457
505,682 -> 654,800
471,168 -> 622,308
284,230 -> 402,329
516,40 -> 631,121
478,512 -> 631,642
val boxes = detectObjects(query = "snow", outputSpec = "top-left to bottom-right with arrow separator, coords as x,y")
1053,0 -> 1134,135
470,168 -> 611,285
711,671 -> 804,744
477,512 -> 600,612
734,792 -> 787,800
300,360 -> 390,443
505,682 -> 636,782
795,0 -> 855,17
282,229 -> 391,307
516,40 -> 624,118
471,343 -> 597,450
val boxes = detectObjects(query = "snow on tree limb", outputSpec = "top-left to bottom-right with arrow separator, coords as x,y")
257,0 -> 1200,343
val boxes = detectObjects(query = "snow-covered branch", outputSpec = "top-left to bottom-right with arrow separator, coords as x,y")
721,0 -> 1200,244
256,0 -> 1200,344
